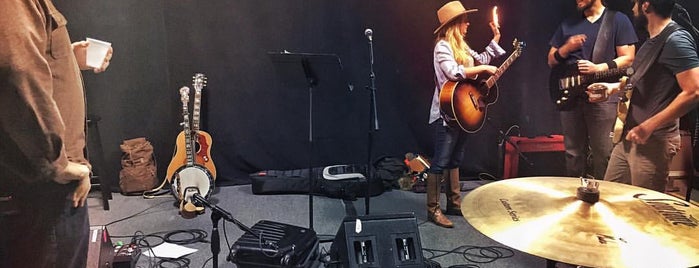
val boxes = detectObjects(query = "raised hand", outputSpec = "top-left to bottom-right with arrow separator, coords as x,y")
489,21 -> 501,43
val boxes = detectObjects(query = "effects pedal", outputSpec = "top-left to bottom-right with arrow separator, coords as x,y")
113,243 -> 140,268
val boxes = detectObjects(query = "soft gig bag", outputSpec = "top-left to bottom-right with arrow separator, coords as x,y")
250,164 -> 385,200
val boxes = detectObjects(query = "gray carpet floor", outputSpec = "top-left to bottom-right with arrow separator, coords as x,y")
87,180 -> 699,268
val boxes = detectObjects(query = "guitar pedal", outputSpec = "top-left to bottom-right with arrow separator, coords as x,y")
113,243 -> 140,268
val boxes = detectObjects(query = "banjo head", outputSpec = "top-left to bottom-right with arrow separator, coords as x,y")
171,165 -> 213,200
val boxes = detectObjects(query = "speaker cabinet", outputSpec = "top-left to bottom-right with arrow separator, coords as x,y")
329,213 -> 425,268
517,151 -> 566,177
502,135 -> 566,179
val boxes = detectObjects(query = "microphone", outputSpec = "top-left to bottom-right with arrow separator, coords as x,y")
364,28 -> 373,41
191,192 -> 207,207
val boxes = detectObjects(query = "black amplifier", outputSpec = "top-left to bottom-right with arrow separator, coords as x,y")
229,220 -> 319,268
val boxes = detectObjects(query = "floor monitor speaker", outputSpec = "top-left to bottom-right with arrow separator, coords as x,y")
329,212 -> 425,268
229,220 -> 319,268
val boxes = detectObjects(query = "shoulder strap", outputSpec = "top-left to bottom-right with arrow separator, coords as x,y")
673,3 -> 699,51
630,22 -> 683,85
592,9 -> 617,63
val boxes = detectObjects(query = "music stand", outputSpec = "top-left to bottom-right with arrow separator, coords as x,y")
267,51 -> 351,231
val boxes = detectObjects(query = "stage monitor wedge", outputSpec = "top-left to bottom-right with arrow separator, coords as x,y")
329,213 -> 425,268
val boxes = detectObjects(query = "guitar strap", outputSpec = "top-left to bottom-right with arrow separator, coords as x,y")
591,9 -> 616,63
612,22 -> 683,143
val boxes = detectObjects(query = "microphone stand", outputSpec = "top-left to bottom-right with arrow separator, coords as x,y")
191,194 -> 268,267
365,33 -> 379,215
485,117 -> 532,178
301,57 -> 318,231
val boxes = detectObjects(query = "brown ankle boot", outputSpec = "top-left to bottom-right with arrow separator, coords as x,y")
444,168 -> 462,216
426,173 -> 453,228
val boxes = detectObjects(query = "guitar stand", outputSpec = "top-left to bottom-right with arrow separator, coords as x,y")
485,117 -> 533,179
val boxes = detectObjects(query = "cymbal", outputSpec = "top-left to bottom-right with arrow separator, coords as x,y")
461,176 -> 699,268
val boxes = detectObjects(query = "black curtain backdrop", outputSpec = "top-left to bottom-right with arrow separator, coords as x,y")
54,0 -> 699,188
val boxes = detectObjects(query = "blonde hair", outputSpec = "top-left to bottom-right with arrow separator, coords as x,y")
437,19 -> 473,67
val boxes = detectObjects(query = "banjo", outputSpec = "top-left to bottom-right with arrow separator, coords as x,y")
172,86 -> 214,218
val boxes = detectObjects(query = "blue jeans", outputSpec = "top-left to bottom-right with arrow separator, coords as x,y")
0,181 -> 89,268
560,101 -> 617,179
429,120 -> 468,174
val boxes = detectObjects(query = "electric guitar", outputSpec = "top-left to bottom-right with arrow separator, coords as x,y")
170,86 -> 213,218
439,39 -> 525,133
191,73 -> 217,180
550,64 -> 633,110
612,76 -> 633,144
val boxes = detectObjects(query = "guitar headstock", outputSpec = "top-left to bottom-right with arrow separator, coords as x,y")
192,73 -> 207,93
512,38 -> 526,57
179,86 -> 190,103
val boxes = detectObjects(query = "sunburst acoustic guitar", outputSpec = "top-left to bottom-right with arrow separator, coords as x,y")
439,39 -> 525,133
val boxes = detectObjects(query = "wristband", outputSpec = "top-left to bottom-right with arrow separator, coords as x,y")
554,50 -> 567,63
607,60 -> 618,70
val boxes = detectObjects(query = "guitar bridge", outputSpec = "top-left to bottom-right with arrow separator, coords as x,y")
468,91 -> 486,111
469,92 -> 479,111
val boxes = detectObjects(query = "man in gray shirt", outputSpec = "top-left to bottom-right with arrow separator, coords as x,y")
587,0 -> 699,191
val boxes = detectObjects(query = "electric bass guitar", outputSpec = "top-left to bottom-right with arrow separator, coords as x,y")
439,39 -> 525,133
550,64 -> 633,110
170,86 -> 213,219
191,73 -> 216,179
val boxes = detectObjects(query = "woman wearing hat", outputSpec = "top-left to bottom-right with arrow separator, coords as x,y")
426,1 -> 506,228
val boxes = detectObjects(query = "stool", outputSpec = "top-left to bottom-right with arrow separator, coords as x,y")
502,135 -> 565,179
87,115 -> 112,210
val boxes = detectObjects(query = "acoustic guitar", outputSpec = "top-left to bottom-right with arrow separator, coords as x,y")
191,73 -> 216,179
550,64 -> 633,110
165,74 -> 216,183
439,39 -> 525,133
170,86 -> 213,218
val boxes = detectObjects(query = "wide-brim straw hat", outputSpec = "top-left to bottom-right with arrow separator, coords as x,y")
434,1 -> 478,34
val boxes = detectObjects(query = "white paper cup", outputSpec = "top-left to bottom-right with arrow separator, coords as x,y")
86,38 -> 111,69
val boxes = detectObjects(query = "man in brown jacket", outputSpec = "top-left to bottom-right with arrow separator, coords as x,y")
0,0 -> 112,267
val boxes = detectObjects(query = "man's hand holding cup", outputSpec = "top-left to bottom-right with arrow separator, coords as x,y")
586,82 -> 615,103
